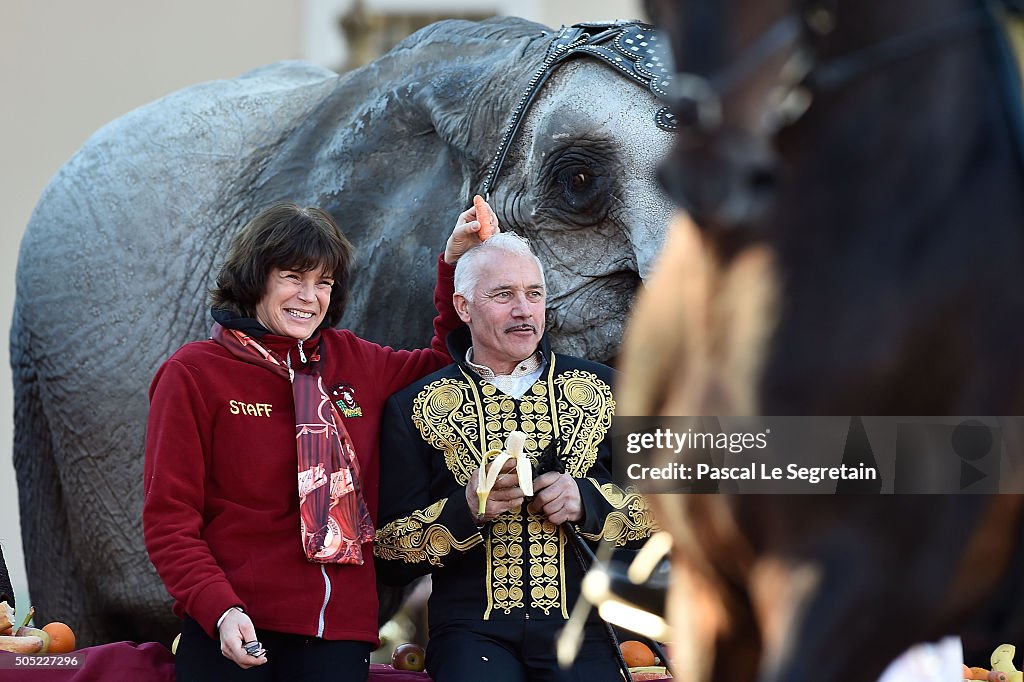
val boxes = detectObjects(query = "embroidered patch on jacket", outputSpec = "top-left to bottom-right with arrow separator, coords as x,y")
329,383 -> 363,418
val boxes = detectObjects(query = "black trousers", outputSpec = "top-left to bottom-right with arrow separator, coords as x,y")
175,616 -> 371,682
425,618 -> 623,682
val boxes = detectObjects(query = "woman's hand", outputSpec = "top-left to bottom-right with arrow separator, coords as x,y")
444,196 -> 500,264
218,607 -> 268,669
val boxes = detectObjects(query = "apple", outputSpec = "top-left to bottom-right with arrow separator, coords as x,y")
392,642 -> 426,672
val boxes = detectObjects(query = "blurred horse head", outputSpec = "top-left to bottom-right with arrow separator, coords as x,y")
623,1 -> 1024,680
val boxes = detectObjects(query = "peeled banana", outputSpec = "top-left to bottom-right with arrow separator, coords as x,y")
477,431 -> 533,515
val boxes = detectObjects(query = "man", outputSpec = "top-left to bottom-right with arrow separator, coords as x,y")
375,233 -> 656,681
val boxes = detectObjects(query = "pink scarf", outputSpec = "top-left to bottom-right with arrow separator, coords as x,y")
213,324 -> 375,564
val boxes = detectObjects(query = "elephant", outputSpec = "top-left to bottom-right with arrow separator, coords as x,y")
11,17 -> 674,645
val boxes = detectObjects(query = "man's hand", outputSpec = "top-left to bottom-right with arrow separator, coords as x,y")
528,472 -> 583,525
466,457 -> 522,523
444,198 -> 500,264
218,608 -> 267,669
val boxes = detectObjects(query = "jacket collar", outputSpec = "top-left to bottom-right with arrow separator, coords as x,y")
211,307 -> 322,366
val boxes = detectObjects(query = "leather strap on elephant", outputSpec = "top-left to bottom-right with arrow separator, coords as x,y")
480,21 -> 677,200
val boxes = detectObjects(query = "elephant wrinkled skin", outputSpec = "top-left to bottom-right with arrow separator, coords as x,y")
11,18 -> 672,645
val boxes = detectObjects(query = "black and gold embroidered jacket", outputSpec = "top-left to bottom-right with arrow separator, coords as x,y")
374,328 -> 655,627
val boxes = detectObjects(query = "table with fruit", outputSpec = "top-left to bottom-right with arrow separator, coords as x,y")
0,599 -> 674,680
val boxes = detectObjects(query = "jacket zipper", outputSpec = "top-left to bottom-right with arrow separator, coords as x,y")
317,564 -> 331,637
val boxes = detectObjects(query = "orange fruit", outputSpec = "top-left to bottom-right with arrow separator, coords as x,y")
620,640 -> 656,668
42,622 -> 75,653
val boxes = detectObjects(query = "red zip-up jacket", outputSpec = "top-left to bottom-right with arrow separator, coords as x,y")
143,256 -> 458,645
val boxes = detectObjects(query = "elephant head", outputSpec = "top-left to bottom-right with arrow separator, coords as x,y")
12,17 -> 673,645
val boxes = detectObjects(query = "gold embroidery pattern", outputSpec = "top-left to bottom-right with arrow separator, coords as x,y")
527,513 -> 564,615
478,377 -> 553,616
553,371 -> 614,477
486,514 -> 525,616
578,481 -> 658,545
407,362 -> 615,618
374,499 -> 483,566
411,378 -> 483,485
479,380 -> 555,456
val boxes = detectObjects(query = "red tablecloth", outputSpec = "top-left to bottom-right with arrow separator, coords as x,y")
0,645 -> 668,680
0,644 -> 434,681
0,641 -> 175,681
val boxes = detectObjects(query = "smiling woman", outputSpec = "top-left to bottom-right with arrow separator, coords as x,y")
255,268 -> 335,339
208,204 -> 351,339
142,200 -> 496,681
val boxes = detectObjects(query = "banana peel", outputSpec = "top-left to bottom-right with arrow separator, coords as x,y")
477,431 -> 533,515
991,644 -> 1024,682
0,601 -> 12,636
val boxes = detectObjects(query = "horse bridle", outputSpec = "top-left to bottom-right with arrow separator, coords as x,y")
658,0 -> 1024,230
479,21 -> 677,201
665,0 -> 1024,147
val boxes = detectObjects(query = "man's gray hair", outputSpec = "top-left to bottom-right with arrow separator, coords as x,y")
454,232 -> 546,302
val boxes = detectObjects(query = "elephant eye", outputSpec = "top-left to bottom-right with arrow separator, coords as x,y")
539,143 -> 616,227
570,171 -> 592,189
554,164 -> 610,216
558,166 -> 596,195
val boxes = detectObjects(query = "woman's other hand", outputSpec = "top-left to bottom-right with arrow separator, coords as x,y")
444,195 -> 500,264
218,607 -> 268,669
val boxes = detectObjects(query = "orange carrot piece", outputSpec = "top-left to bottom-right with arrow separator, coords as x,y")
473,194 -> 495,241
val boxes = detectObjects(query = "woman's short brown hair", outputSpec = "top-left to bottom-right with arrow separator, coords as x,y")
209,203 -> 354,327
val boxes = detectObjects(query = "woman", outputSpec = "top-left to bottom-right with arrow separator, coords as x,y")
143,200 -> 495,680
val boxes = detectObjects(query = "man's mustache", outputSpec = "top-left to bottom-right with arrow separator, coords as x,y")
505,324 -> 537,334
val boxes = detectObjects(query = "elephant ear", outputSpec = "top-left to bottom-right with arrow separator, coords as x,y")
400,18 -> 554,193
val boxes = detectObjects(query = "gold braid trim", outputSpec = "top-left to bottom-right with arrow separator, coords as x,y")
411,377 -> 484,484
554,370 -> 615,477
374,499 -> 482,566
403,360 -> 619,616
527,513 -> 562,615
578,480 -> 659,546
